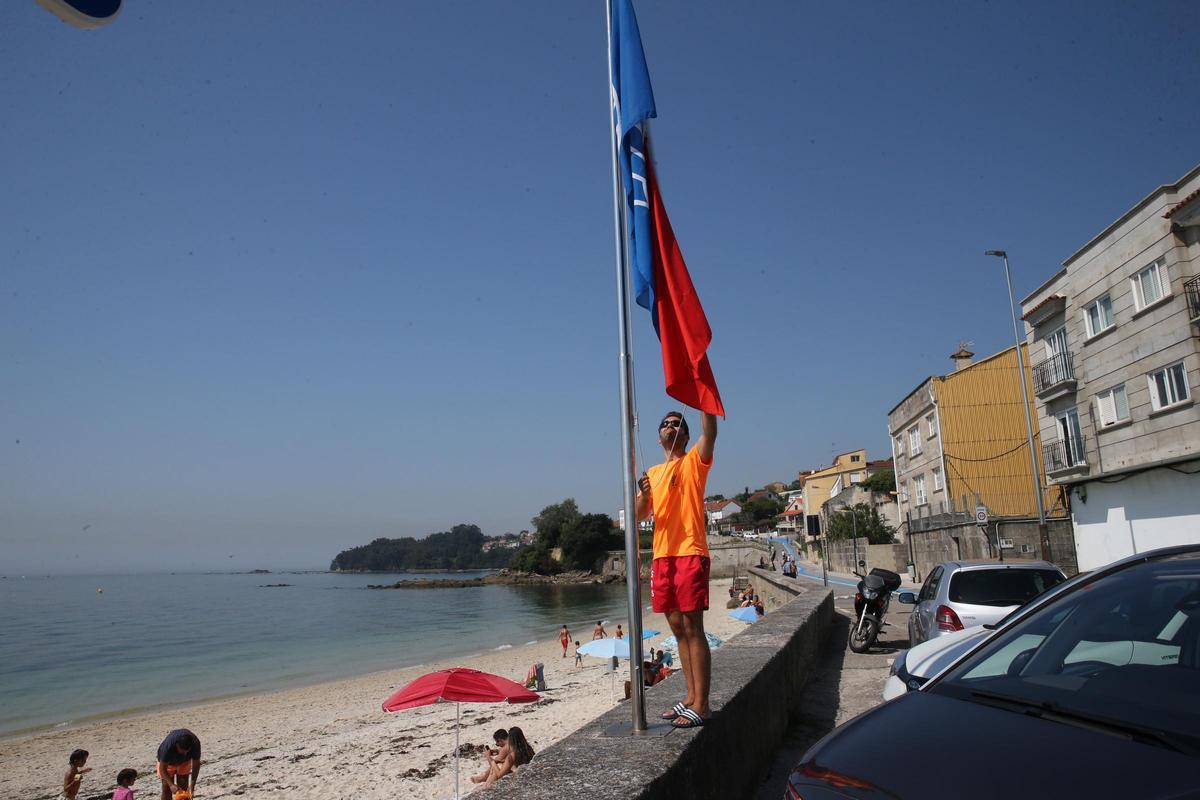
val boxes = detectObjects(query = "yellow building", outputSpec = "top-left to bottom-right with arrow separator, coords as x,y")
800,449 -> 869,542
887,345 -> 1065,528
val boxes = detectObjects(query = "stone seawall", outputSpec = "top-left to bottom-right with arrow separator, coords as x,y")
474,584 -> 833,800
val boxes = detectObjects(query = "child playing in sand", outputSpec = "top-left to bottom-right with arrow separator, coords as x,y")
573,641 -> 582,667
62,749 -> 92,800
113,768 -> 138,800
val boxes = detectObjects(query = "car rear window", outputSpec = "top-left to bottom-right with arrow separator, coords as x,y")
948,569 -> 1064,607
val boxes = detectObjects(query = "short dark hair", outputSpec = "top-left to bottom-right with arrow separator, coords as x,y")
69,749 -> 89,765
117,768 -> 138,786
660,411 -> 689,436
492,728 -> 508,742
175,733 -> 195,750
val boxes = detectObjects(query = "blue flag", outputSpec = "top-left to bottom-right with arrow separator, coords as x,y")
610,0 -> 657,314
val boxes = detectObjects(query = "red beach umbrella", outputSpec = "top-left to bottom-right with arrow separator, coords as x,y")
382,667 -> 539,711
382,668 -> 539,799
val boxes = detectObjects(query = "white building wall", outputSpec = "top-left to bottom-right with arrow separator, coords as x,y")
1071,466 -> 1200,571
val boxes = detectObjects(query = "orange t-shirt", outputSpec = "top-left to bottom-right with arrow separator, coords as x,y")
647,446 -> 712,559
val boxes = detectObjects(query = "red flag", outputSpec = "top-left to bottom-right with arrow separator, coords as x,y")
646,155 -> 725,417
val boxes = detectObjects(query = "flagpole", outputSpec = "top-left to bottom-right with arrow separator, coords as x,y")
606,0 -> 648,734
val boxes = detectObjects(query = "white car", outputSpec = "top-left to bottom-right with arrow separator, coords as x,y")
884,625 -> 991,701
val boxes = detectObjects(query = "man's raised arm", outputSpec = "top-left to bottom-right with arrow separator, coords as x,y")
697,412 -> 717,464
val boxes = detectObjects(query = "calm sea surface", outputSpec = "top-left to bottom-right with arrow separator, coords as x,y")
0,571 -> 640,736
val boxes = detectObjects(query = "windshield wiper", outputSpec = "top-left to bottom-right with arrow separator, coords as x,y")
968,689 -> 1196,756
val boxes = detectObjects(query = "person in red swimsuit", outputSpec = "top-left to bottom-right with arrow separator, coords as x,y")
559,624 -> 571,658
637,410 -> 717,729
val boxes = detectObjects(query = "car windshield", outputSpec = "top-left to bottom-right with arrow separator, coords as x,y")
949,568 -> 1065,607
930,554 -> 1200,753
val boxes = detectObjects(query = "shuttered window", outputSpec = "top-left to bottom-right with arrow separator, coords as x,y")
1095,384 -> 1130,427
1084,295 -> 1114,337
1132,259 -> 1170,311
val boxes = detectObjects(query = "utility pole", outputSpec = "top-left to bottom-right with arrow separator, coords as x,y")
985,250 -> 1051,562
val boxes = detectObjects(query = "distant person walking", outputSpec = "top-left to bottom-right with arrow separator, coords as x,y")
637,410 -> 717,729
615,624 -> 624,639
156,729 -> 201,800
559,624 -> 571,658
592,621 -> 607,640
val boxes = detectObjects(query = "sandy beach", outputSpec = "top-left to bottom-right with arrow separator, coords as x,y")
3,578 -> 748,800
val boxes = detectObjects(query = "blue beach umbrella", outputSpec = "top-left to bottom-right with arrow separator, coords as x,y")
577,638 -> 632,700
660,632 -> 724,652
641,628 -> 661,639
729,606 -> 760,623
578,638 -> 630,659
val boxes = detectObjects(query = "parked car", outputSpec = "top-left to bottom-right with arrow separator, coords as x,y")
900,560 -> 1067,646
786,544 -> 1200,800
884,625 -> 991,701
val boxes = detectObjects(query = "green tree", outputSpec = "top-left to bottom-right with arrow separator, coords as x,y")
827,503 -> 896,545
860,468 -> 896,494
530,499 -> 581,550
705,494 -> 725,502
788,479 -> 803,491
558,513 -> 623,571
730,497 -> 785,530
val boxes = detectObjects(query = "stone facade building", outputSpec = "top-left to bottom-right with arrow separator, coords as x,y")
1020,163 -> 1200,571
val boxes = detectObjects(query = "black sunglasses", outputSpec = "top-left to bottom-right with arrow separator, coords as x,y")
660,419 -> 683,429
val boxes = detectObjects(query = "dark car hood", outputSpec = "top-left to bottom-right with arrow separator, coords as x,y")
794,692 -> 1200,800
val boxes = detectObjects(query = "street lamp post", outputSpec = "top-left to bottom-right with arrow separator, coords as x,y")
985,250 -> 1051,560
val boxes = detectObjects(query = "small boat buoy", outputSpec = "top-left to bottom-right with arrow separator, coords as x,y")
97,587 -> 103,594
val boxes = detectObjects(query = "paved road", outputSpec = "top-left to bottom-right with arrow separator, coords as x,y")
752,588 -> 912,799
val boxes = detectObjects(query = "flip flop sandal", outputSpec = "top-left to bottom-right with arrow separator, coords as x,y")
671,708 -> 708,729
660,702 -> 688,720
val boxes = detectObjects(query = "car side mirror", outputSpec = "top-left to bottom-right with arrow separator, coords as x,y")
897,591 -> 917,605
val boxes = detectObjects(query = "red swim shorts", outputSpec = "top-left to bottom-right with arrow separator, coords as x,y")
650,555 -> 710,613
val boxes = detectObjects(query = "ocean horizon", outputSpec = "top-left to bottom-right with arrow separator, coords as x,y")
0,569 -> 640,737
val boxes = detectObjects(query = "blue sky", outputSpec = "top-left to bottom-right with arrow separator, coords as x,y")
3,1 -> 1197,573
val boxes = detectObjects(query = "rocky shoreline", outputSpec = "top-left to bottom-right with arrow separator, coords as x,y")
366,569 -> 620,589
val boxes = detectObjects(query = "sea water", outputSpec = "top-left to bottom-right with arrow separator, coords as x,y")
0,571 -> 638,736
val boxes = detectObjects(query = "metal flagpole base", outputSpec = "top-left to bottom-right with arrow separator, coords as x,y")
601,718 -> 677,738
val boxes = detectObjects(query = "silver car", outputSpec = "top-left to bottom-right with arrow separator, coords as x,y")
899,560 -> 1066,646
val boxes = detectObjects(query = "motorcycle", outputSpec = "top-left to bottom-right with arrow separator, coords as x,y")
849,561 -> 902,653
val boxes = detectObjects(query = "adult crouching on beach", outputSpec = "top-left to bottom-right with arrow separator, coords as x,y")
156,729 -> 201,800
637,410 -> 716,729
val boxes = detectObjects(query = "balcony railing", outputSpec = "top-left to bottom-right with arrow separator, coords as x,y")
1043,438 -> 1087,477
1032,352 -> 1076,396
1186,275 -> 1200,323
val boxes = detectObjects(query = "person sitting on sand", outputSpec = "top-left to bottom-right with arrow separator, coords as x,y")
592,621 -> 607,639
62,749 -> 91,800
470,726 -> 534,787
470,729 -> 510,785
559,625 -> 571,658
754,596 -> 765,616
156,729 -> 201,800
113,768 -> 138,800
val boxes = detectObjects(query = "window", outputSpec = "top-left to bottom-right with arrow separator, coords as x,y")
948,569 -> 1065,607
1056,408 -> 1085,467
895,434 -> 904,457
908,426 -> 921,455
1095,384 -> 1130,427
1083,295 -> 1114,338
1045,325 -> 1068,360
914,474 -> 927,505
1132,259 -> 1170,311
850,454 -> 861,462
926,412 -> 937,438
850,472 -> 863,484
1148,362 -> 1190,411
932,467 -> 943,491
901,480 -> 909,503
